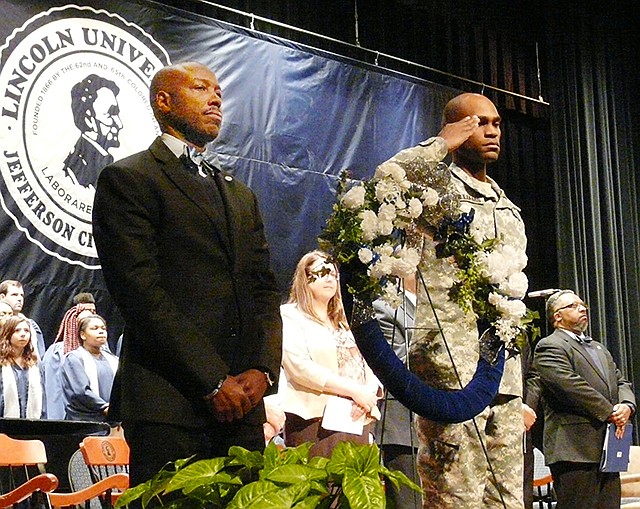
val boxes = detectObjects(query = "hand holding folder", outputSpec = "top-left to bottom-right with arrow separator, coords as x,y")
600,422 -> 633,472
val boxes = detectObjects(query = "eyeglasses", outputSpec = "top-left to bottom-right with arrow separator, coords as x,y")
555,301 -> 588,312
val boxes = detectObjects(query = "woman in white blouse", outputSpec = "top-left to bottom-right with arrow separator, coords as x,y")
279,250 -> 381,457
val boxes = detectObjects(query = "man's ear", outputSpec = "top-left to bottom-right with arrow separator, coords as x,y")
155,90 -> 171,113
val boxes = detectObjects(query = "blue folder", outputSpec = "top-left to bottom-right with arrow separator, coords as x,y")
600,422 -> 633,472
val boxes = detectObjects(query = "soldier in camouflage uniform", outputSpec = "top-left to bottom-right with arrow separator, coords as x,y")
379,93 -> 533,508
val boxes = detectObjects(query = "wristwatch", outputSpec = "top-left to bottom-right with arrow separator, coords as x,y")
263,370 -> 276,387
204,376 -> 227,401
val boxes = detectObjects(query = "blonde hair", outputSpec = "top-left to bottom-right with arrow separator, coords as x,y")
288,250 -> 349,330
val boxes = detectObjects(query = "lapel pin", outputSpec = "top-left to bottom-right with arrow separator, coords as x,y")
224,175 -> 233,182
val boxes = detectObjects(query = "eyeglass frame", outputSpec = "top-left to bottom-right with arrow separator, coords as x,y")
554,301 -> 588,313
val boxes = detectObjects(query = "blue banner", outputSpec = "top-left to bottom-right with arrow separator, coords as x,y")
0,0 -> 455,346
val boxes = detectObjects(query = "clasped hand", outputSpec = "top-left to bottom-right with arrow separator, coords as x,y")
350,386 -> 380,421
208,369 -> 268,423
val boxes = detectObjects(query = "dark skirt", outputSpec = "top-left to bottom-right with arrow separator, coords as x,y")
284,411 -> 374,458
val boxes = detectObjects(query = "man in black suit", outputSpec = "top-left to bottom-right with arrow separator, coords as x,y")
530,289 -> 635,509
92,62 -> 282,487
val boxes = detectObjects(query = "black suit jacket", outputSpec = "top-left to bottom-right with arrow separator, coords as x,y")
531,328 -> 635,465
92,137 -> 282,429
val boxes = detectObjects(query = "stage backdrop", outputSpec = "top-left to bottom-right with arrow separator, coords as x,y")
0,0 -> 456,346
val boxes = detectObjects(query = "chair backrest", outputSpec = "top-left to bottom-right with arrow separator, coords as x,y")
80,436 -> 129,467
532,447 -> 555,509
0,433 -> 57,508
0,433 -> 48,466
80,436 -> 129,483
68,449 -> 100,509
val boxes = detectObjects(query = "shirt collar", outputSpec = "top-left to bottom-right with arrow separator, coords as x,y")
559,328 -> 589,343
160,133 -> 222,170
450,163 -> 501,200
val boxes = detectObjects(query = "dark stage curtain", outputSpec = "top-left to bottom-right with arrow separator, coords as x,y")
544,4 -> 640,388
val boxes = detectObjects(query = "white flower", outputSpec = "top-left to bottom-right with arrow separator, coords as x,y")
478,251 -> 505,284
360,210 -> 378,241
421,188 -> 439,207
391,247 -> 421,278
378,220 -> 394,236
375,180 -> 400,204
399,178 -> 412,191
497,244 -> 527,272
469,215 -> 493,244
358,247 -> 373,264
374,244 -> 394,257
489,293 -> 527,320
375,161 -> 406,183
378,203 -> 396,223
407,197 -> 423,218
341,184 -> 366,209
506,299 -> 527,319
478,243 -> 523,285
370,254 -> 394,279
381,281 -> 403,308
494,319 -> 520,343
499,271 -> 529,299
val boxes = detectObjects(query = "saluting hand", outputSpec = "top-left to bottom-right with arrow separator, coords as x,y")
438,115 -> 480,152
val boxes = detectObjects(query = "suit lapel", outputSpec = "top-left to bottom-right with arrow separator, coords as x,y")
149,139 -> 234,262
559,330 -> 610,392
211,170 -> 238,263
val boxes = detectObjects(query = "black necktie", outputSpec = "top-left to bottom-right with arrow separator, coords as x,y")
179,153 -> 201,177
180,149 -> 217,178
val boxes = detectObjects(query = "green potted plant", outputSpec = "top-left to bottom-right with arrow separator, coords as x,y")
116,441 -> 420,508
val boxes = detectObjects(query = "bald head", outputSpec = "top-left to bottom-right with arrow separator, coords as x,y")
443,93 -> 496,124
150,61 -> 223,148
150,62 -> 208,121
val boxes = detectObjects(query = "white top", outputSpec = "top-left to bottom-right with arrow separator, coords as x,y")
278,303 -> 380,421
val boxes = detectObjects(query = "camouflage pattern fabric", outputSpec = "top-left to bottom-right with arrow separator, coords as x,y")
381,138 -> 527,508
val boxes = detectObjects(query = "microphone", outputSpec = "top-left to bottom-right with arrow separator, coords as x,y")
527,288 -> 561,299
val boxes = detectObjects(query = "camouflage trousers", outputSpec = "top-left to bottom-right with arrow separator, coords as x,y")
416,395 -> 525,509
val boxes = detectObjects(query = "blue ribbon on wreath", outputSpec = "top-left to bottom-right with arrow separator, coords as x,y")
351,319 -> 504,423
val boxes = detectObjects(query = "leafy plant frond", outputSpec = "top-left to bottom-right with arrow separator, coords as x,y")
115,442 -> 418,508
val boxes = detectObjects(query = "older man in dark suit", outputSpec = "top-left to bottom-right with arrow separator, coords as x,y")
92,62 -> 282,487
530,289 -> 635,509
